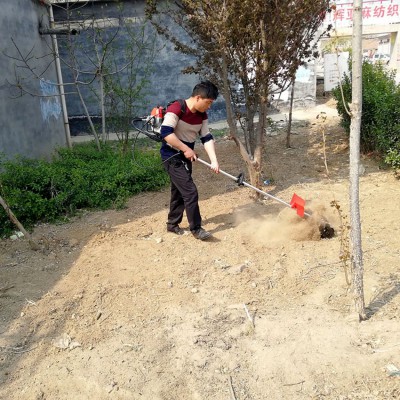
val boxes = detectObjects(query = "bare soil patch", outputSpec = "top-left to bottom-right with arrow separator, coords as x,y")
1,100 -> 400,399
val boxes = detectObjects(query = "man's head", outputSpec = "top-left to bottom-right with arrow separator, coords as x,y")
192,80 -> 219,100
191,80 -> 219,113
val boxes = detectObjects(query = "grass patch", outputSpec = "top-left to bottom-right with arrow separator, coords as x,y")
0,141 -> 169,237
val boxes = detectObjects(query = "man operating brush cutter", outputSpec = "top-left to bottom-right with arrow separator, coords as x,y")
160,80 -> 220,241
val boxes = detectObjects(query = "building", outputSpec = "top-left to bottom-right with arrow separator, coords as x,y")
0,0 -> 67,160
320,0 -> 400,89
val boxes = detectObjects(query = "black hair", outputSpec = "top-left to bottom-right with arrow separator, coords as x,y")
191,80 -> 219,100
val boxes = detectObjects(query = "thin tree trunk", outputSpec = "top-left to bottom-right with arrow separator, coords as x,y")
220,56 -> 239,138
65,16 -> 102,151
76,84 -> 101,151
100,76 -> 107,143
247,18 -> 268,191
254,97 -> 268,188
220,56 -> 255,174
222,91 -> 254,168
286,78 -> 295,148
0,195 -> 39,251
349,0 -> 367,320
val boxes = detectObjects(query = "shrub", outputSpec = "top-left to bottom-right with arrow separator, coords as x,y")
0,142 -> 169,237
385,145 -> 400,173
332,62 -> 400,166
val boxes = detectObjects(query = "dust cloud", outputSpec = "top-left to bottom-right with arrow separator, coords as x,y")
236,201 -> 336,243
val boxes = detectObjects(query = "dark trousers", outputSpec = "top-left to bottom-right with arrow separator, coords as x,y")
163,158 -> 202,231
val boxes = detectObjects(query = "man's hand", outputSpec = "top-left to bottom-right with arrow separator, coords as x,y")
210,161 -> 219,173
183,148 -> 197,161
164,133 -> 197,161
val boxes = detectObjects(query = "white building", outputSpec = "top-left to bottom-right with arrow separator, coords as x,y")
322,0 -> 400,85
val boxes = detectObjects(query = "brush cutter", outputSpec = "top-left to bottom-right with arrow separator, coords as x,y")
197,158 -> 308,217
195,158 -> 334,239
131,115 -> 334,239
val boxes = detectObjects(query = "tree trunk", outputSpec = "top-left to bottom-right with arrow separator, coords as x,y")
248,97 -> 267,192
220,56 -> 257,183
220,57 -> 239,138
66,23 -> 102,151
100,76 -> 107,143
349,0 -> 367,321
76,84 -> 102,151
286,78 -> 295,148
0,194 -> 39,251
221,90 -> 254,168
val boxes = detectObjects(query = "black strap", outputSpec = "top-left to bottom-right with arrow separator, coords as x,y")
167,98 -> 186,117
177,99 -> 186,116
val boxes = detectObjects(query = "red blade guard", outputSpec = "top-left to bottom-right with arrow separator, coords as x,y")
290,193 -> 306,218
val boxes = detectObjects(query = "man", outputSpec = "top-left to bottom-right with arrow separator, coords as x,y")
160,80 -> 219,240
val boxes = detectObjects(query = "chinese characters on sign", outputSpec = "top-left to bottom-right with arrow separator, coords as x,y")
325,0 -> 400,28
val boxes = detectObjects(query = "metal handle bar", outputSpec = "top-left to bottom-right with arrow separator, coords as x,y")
196,157 -> 311,218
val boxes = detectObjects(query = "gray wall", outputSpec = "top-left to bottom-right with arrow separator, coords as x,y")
0,0 -> 66,160
53,0 -> 226,133
272,63 -> 317,111
33,0 -> 314,140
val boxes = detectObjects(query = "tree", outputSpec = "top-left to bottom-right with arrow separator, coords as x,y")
146,0 -> 330,188
6,1 -> 157,152
103,20 -> 158,154
0,191 -> 39,251
349,0 -> 367,320
57,2 -> 154,148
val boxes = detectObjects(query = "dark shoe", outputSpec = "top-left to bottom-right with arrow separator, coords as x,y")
167,225 -> 185,235
191,227 -> 212,240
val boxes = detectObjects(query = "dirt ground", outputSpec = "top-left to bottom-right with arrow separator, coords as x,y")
1,99 -> 400,400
